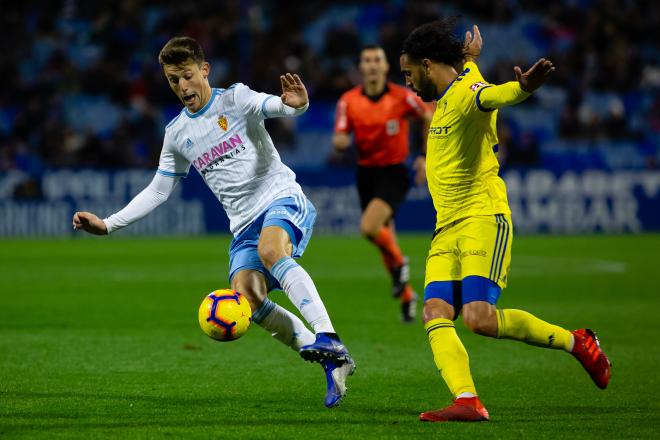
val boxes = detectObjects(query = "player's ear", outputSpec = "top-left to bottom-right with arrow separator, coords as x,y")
201,62 -> 211,79
422,58 -> 432,75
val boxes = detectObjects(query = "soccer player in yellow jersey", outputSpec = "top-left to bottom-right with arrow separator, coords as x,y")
399,19 -> 612,422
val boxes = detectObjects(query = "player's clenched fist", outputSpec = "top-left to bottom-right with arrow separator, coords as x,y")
72,211 -> 108,235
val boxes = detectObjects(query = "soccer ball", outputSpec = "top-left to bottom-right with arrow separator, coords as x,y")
198,289 -> 252,341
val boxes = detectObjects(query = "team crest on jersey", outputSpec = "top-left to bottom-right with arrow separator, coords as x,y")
217,115 -> 228,131
470,82 -> 488,92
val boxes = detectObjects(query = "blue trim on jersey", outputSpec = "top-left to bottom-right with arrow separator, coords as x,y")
184,88 -> 219,118
261,96 -> 275,118
437,67 -> 470,100
165,111 -> 183,129
493,144 -> 499,153
157,169 -> 187,177
462,276 -> 502,305
454,67 -> 470,82
476,85 -> 494,112
437,79 -> 457,101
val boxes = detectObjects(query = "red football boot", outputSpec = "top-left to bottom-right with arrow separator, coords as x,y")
571,329 -> 611,389
420,397 -> 490,422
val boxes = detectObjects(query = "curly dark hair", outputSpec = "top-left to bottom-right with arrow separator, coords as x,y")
401,18 -> 464,66
158,36 -> 205,66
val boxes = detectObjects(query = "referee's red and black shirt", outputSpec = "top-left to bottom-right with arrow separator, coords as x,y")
334,82 -> 428,167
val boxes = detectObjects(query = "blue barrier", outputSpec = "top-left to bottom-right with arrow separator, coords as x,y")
0,168 -> 658,236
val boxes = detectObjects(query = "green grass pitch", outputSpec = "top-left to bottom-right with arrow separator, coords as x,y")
1,234 -> 659,439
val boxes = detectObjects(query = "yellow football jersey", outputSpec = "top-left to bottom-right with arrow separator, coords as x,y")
426,61 -> 529,231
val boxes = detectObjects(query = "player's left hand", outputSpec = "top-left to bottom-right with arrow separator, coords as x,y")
413,156 -> 427,185
463,25 -> 482,63
514,58 -> 555,93
280,73 -> 308,108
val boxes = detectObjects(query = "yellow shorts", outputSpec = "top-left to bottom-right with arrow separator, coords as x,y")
425,214 -> 513,289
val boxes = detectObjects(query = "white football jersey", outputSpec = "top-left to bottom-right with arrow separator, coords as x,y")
158,84 -> 305,234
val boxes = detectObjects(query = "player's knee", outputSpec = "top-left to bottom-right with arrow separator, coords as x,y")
462,314 -> 488,335
359,217 -> 380,239
257,242 -> 285,270
422,299 -> 454,323
462,307 -> 497,337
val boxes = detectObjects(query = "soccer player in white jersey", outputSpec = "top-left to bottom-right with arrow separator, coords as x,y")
72,36 -> 355,408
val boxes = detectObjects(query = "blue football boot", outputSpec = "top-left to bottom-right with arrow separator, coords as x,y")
299,332 -> 351,365
321,357 -> 356,408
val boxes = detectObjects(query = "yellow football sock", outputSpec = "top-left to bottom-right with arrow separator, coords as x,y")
496,309 -> 573,351
425,318 -> 477,397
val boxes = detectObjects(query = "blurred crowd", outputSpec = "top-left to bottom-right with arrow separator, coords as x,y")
1,0 -> 658,176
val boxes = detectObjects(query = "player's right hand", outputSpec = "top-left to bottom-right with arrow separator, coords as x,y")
72,211 -> 108,235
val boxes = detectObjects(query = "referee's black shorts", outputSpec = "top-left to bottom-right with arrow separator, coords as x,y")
356,163 -> 411,213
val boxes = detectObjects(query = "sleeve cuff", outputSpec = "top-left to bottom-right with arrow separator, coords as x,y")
102,218 -> 114,235
283,101 -> 309,116
475,85 -> 494,112
293,102 -> 309,112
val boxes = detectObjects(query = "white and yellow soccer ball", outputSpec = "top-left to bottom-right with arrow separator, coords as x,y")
198,289 -> 251,341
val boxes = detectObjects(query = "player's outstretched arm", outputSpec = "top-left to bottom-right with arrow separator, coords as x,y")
477,58 -> 555,110
514,58 -> 555,93
73,173 -> 179,236
463,24 -> 482,63
73,211 -> 108,235
280,73 -> 308,109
